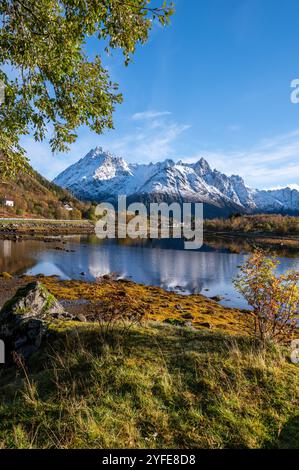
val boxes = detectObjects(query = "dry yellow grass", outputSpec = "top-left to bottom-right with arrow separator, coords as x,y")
21,275 -> 253,336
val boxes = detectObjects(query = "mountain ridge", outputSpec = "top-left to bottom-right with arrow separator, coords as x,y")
53,147 -> 299,218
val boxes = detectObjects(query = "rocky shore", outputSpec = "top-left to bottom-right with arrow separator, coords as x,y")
0,273 -> 253,360
0,219 -> 95,241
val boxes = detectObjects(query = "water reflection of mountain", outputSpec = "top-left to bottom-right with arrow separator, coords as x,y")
0,240 -> 37,273
2,238 -> 298,309
48,241 -> 246,295
40,240 -> 299,303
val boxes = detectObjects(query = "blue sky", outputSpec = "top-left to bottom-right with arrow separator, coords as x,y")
23,0 -> 299,189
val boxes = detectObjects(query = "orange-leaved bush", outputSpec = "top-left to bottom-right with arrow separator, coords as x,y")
234,250 -> 299,344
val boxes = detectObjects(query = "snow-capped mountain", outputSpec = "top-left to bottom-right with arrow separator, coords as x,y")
53,147 -> 299,217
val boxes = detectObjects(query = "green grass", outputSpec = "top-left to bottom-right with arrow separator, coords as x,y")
0,322 -> 298,449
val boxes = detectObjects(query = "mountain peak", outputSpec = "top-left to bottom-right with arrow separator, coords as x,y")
192,157 -> 212,175
198,156 -> 210,166
53,149 -> 299,216
85,147 -> 122,163
85,146 -> 107,159
162,158 -> 176,168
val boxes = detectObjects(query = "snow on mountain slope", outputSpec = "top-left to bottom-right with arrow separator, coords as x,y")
53,148 -> 133,201
53,147 -> 299,217
250,187 -> 299,213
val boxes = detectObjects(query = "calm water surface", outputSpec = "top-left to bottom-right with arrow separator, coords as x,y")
0,236 -> 298,310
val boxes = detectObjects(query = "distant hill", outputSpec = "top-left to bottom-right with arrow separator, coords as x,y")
0,167 -> 92,219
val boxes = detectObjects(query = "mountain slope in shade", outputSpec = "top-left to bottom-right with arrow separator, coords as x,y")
53,147 -> 299,218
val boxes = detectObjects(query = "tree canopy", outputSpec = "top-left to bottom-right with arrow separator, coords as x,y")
0,0 -> 174,177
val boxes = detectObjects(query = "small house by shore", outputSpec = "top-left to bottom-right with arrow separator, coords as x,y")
1,199 -> 14,207
63,203 -> 73,211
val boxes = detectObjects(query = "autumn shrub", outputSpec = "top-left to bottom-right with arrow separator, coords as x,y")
234,250 -> 299,344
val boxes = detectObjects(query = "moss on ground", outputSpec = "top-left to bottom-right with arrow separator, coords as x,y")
21,275 -> 253,336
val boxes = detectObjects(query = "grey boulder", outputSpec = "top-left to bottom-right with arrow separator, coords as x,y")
0,282 -> 68,359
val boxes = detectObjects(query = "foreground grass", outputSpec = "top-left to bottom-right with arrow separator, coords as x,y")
0,322 -> 298,449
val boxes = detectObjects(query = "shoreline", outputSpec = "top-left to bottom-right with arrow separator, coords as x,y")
205,230 -> 299,249
1,218 -> 298,246
0,274 -> 252,336
1,273 -> 297,337
0,218 -> 95,240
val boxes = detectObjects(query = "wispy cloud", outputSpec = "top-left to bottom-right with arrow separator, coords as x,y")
131,110 -> 172,121
21,111 -> 299,190
183,129 -> 299,189
109,115 -> 190,161
21,111 -> 191,179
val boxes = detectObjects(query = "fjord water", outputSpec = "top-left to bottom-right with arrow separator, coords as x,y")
0,236 -> 298,310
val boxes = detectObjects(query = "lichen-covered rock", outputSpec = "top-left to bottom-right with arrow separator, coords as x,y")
0,282 -> 69,359
0,281 -> 65,322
